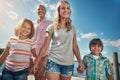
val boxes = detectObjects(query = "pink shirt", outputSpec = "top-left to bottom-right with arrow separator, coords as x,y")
33,18 -> 52,56
6,37 -> 36,71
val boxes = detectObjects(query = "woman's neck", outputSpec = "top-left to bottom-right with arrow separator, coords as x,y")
60,19 -> 66,28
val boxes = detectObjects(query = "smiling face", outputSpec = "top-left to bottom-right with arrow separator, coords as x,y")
20,21 -> 31,39
90,44 -> 102,56
36,5 -> 46,19
59,2 -> 71,19
14,19 -> 34,39
89,38 -> 103,56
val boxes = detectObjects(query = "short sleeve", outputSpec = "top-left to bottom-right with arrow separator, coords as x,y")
6,38 -> 11,47
31,41 -> 37,49
82,55 -> 87,69
105,59 -> 114,76
72,26 -> 76,34
46,24 -> 54,35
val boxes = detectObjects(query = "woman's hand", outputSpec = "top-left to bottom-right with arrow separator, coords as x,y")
77,63 -> 84,74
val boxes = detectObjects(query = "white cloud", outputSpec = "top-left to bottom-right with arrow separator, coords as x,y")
100,32 -> 104,35
81,49 -> 90,58
109,39 -> 120,50
49,4 -> 56,10
109,39 -> 120,46
81,32 -> 97,39
46,12 -> 53,20
6,1 -> 14,9
7,10 -> 18,20
77,37 -> 80,42
37,0 -> 49,6
103,39 -> 120,51
76,29 -> 80,33
31,9 -> 36,14
22,0 -> 30,3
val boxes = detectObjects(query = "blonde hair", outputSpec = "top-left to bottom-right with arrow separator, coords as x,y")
53,0 -> 72,32
14,18 -> 34,39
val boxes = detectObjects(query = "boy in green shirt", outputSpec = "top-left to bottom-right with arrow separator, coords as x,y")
83,38 -> 113,80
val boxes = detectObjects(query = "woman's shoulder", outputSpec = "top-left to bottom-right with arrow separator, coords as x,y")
48,23 -> 54,27
46,23 -> 54,30
71,25 -> 76,32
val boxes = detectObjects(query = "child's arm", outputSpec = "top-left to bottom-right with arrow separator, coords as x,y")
106,59 -> 114,80
31,48 -> 37,62
29,48 -> 36,74
0,46 -> 9,66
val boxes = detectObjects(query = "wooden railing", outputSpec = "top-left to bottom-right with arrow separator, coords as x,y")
113,52 -> 119,80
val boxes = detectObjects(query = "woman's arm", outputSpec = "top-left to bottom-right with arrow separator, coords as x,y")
0,46 -> 9,66
34,32 -> 52,72
31,48 -> 37,62
73,33 -> 82,64
73,33 -> 84,73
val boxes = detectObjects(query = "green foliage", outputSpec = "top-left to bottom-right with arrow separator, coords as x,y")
0,48 -> 4,54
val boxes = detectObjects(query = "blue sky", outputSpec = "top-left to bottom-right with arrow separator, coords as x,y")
0,0 -> 120,63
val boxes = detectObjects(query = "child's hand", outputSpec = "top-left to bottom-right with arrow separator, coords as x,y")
77,63 -> 84,74
33,63 -> 38,74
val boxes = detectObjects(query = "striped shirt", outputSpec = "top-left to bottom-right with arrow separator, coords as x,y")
5,37 -> 36,72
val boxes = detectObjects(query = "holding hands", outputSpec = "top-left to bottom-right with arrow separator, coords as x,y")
33,61 -> 39,74
77,63 -> 84,74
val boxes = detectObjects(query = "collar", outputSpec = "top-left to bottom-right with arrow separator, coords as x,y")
89,53 -> 106,60
37,18 -> 46,23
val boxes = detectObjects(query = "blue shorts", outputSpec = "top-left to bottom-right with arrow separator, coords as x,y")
2,68 -> 28,80
46,59 -> 74,76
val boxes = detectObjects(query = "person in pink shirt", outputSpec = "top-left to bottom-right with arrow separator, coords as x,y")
29,4 -> 52,80
34,1 -> 84,80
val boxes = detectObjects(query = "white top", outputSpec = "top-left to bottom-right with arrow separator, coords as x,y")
46,24 -> 76,65
93,55 -> 99,59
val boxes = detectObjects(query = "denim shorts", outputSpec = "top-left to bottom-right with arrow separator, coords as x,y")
46,59 -> 74,76
2,68 -> 28,80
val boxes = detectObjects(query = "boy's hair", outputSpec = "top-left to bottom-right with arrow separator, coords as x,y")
14,18 -> 34,39
89,38 -> 103,51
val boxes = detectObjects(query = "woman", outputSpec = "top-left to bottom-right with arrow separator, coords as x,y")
34,0 -> 84,80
